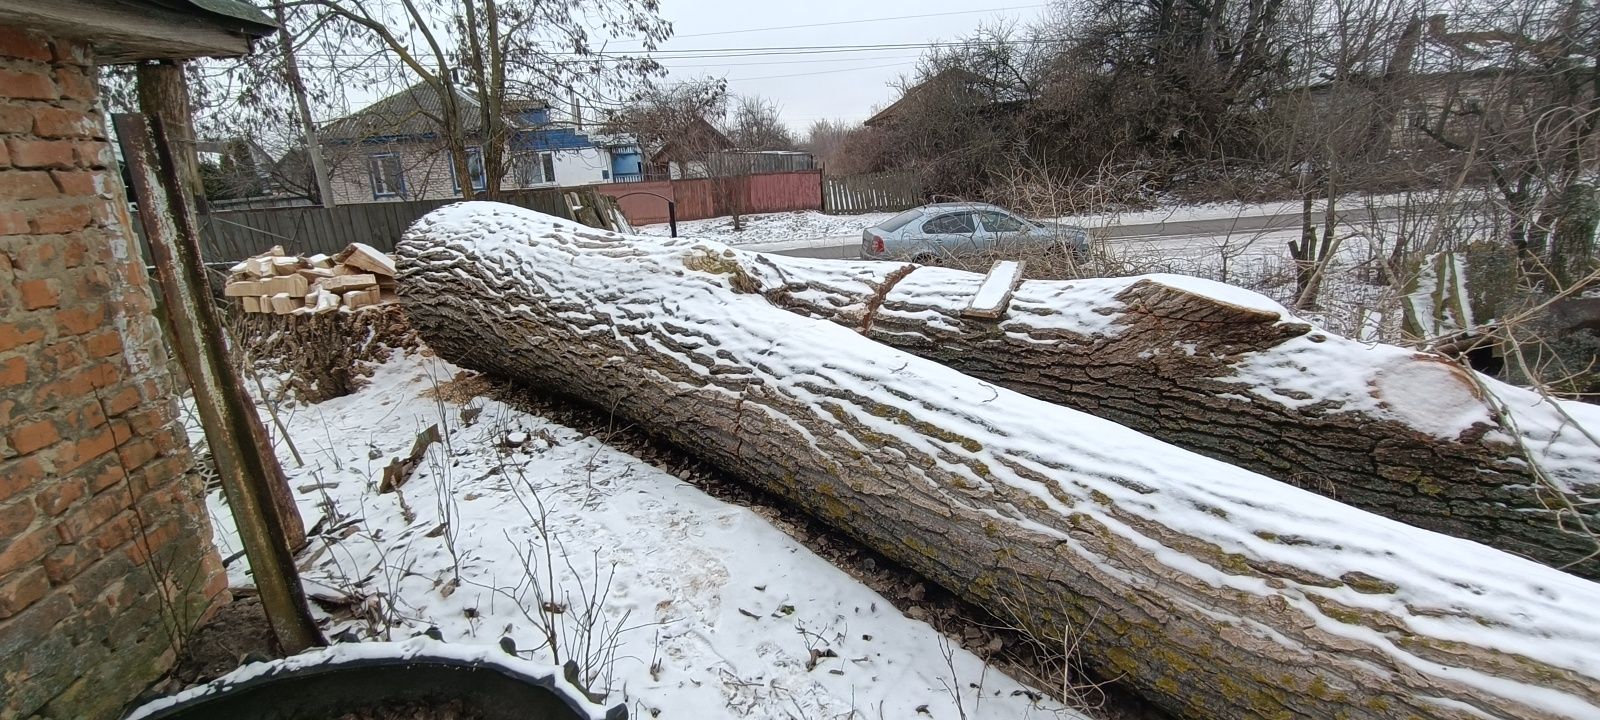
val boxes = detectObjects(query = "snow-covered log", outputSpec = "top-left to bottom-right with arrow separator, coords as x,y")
755,250 -> 1600,579
396,203 -> 1600,720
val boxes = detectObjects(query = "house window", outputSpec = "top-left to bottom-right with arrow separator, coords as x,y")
369,153 -> 404,198
452,146 -> 487,193
514,151 -> 558,185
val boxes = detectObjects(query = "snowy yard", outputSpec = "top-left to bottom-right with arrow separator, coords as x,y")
193,354 -> 1082,720
636,210 -> 897,246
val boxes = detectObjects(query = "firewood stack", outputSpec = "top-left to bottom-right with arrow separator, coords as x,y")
223,242 -> 397,314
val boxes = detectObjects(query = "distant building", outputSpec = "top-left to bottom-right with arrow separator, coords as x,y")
319,83 -> 643,203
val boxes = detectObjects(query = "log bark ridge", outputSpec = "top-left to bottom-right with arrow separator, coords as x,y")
396,203 -> 1600,720
739,251 -> 1600,579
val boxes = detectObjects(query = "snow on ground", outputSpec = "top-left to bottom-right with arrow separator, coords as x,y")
196,353 -> 1082,720
638,210 -> 898,246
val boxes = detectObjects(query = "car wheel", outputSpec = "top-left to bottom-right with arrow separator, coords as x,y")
912,253 -> 939,266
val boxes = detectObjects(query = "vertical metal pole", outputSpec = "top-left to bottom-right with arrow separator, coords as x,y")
121,62 -> 322,654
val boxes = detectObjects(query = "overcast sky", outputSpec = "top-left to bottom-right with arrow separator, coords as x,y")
598,1 -> 1052,131
287,1 -> 1053,142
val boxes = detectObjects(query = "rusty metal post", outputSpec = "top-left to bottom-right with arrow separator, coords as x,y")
116,61 -> 321,653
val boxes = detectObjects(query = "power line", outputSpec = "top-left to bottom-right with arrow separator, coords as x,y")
290,38 -> 1077,63
722,61 -> 919,82
625,4 -> 1048,42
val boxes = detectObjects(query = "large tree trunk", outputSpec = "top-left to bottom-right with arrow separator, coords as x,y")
736,253 -> 1600,579
396,203 -> 1600,720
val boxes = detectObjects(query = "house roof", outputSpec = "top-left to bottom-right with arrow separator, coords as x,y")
0,0 -> 277,62
646,116 -> 732,163
321,81 -> 486,141
863,68 -> 988,128
321,83 -> 560,141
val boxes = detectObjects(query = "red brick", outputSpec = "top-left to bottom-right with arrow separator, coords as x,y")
39,339 -> 84,374
202,565 -> 229,600
0,321 -> 42,353
0,526 -> 52,575
55,67 -> 94,101
7,138 -> 75,169
0,399 -> 12,426
0,566 -> 49,619
32,106 -> 98,139
89,510 -> 135,552
67,402 -> 106,433
35,478 -> 86,517
0,209 -> 26,235
62,237 -> 93,269
55,304 -> 103,335
9,239 -> 56,270
0,170 -> 58,200
0,104 -> 30,133
127,519 -> 179,566
87,460 -> 124,494
52,426 -> 116,475
122,408 -> 161,437
117,437 -> 157,470
0,498 -> 35,536
0,355 -> 26,387
18,278 -> 59,309
0,456 -> 41,502
0,68 -> 54,100
51,38 -> 90,66
84,330 -> 122,359
8,418 -> 59,455
51,169 -> 99,196
55,490 -> 125,543
42,543 -> 93,585
0,139 -> 7,167
0,27 -> 53,62
74,140 -> 109,168
30,204 -> 91,233
103,387 -> 140,417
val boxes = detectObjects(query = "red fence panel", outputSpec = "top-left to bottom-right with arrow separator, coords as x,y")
596,170 -> 823,227
746,170 -> 823,214
594,180 -> 677,225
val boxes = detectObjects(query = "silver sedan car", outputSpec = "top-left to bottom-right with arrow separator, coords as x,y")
860,202 -> 1088,263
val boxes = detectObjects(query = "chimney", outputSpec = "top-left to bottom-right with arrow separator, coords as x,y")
570,89 -> 582,128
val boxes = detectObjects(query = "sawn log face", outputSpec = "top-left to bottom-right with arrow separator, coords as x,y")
396,204 -> 1600,720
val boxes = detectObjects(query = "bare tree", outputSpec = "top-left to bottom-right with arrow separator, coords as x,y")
274,0 -> 668,200
606,80 -> 761,230
725,95 -> 794,150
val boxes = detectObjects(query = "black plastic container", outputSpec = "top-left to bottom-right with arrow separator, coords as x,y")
126,647 -> 627,720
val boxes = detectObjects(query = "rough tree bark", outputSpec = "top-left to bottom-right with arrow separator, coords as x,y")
396,203 -> 1600,720
736,253 -> 1600,580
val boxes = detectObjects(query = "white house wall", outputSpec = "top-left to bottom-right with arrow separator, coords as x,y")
323,143 -> 623,203
551,147 -> 609,186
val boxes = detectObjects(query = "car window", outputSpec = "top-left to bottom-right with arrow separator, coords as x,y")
922,212 -> 975,235
977,211 -> 1028,233
878,209 -> 925,232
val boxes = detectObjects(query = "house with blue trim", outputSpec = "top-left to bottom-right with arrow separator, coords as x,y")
319,82 -> 643,203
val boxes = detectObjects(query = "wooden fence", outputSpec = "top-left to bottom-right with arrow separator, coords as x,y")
596,170 -> 823,226
822,171 -> 922,214
140,187 -> 576,263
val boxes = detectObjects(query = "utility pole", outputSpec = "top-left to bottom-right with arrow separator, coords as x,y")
274,1 -> 337,207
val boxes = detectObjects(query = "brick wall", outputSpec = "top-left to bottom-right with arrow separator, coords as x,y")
0,25 -> 228,720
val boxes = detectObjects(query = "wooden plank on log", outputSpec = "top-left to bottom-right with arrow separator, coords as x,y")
961,259 -> 1025,319
336,242 -> 397,277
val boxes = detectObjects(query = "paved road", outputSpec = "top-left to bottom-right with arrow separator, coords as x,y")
756,204 -> 1406,260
